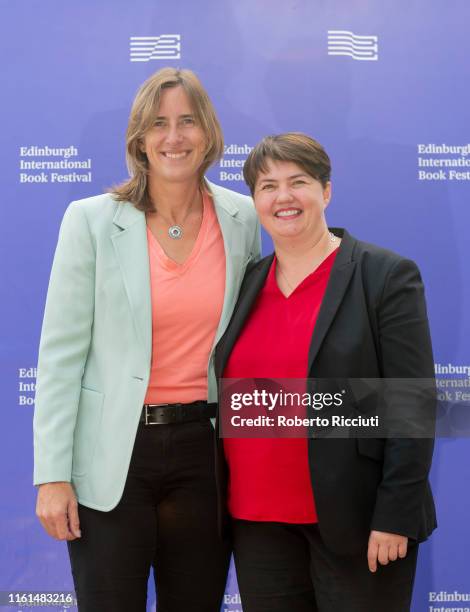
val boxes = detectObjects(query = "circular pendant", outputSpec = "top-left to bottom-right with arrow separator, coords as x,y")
168,225 -> 183,239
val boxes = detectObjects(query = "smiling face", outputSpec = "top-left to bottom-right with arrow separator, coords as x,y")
141,85 -> 207,187
254,159 -> 331,245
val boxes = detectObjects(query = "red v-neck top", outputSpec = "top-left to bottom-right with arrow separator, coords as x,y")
223,249 -> 338,523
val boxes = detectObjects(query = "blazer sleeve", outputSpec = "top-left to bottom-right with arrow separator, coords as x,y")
370,257 -> 436,539
33,202 -> 95,485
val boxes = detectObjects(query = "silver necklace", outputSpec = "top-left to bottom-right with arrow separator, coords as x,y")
157,193 -> 200,240
168,225 -> 184,240
277,232 -> 338,292
278,264 -> 295,293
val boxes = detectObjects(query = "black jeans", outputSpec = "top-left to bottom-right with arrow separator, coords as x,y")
68,420 -> 230,612
232,520 -> 418,612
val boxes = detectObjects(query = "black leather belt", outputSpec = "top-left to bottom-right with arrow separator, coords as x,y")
140,401 -> 217,425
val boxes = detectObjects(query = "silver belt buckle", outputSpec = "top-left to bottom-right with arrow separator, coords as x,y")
144,403 -> 168,425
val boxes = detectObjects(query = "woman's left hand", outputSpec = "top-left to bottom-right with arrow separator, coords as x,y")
367,530 -> 408,572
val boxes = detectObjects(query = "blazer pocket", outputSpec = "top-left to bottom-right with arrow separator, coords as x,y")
356,438 -> 385,462
72,386 -> 105,477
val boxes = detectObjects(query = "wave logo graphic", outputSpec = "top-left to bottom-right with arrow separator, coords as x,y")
327,30 -> 378,61
130,35 -> 181,62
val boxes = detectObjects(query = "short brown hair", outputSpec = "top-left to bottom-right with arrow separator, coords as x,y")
243,132 -> 331,195
110,67 -> 224,211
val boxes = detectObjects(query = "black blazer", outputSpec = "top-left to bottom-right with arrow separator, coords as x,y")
214,228 -> 437,556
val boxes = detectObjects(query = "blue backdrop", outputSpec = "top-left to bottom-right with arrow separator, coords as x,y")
2,1 -> 469,610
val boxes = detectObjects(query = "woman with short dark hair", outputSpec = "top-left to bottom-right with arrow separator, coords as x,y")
215,132 -> 436,612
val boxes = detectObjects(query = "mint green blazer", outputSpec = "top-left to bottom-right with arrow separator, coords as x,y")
33,180 -> 261,511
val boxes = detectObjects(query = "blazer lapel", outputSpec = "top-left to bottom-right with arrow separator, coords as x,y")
111,203 -> 152,367
215,256 -> 273,379
207,180 -> 251,345
308,229 -> 356,372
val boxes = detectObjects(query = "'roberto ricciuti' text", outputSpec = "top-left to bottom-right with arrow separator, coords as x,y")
230,415 -> 380,428
227,390 -> 379,429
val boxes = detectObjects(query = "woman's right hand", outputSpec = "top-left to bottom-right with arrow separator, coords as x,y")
36,482 -> 81,541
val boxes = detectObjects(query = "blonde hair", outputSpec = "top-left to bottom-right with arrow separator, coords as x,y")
110,67 -> 224,211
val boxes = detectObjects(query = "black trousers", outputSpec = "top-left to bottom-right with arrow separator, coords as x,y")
68,420 -> 230,612
232,520 -> 418,612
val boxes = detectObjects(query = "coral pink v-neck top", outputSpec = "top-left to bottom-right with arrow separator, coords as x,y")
223,249 -> 338,523
144,191 -> 226,404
